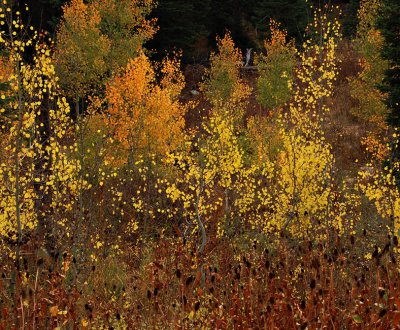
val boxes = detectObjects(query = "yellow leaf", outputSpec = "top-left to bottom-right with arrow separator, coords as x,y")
188,310 -> 195,320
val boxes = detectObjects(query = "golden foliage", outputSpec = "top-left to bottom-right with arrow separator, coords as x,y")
359,133 -> 400,236
102,53 -> 186,163
294,5 -> 342,120
1,2 -> 399,328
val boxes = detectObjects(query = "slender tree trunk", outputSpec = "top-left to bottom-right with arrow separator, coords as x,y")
13,58 -> 24,329
33,91 -> 54,254
196,176 -> 207,287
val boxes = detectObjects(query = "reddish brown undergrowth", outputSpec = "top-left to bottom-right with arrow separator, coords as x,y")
1,228 -> 400,329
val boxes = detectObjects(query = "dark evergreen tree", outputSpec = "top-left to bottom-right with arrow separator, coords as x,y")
147,0 -> 211,61
246,0 -> 308,42
148,0 -> 310,61
208,0 -> 251,48
207,0 -> 309,49
342,0 -> 360,38
378,0 -> 400,127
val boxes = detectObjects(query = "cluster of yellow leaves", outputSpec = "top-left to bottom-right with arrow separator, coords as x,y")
164,109 -> 245,238
202,112 -> 244,189
245,4 -> 358,238
294,6 -> 341,120
0,4 -> 37,240
274,128 -> 352,237
0,167 -> 36,239
245,122 -> 358,239
0,5 -> 89,249
359,133 -> 400,236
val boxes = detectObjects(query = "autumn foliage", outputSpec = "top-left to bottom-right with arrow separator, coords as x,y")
0,1 -> 400,329
102,53 -> 186,162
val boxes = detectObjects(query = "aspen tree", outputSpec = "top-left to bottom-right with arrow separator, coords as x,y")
0,2 -> 89,326
256,19 -> 296,109
202,32 -> 251,129
55,0 -> 156,114
102,52 -> 187,164
349,0 -> 388,123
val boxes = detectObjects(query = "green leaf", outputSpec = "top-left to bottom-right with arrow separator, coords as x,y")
353,315 -> 362,324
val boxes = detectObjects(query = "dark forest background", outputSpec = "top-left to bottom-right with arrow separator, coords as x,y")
24,0 -> 360,61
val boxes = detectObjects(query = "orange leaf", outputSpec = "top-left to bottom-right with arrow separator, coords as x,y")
49,306 -> 58,317
196,288 -> 204,297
